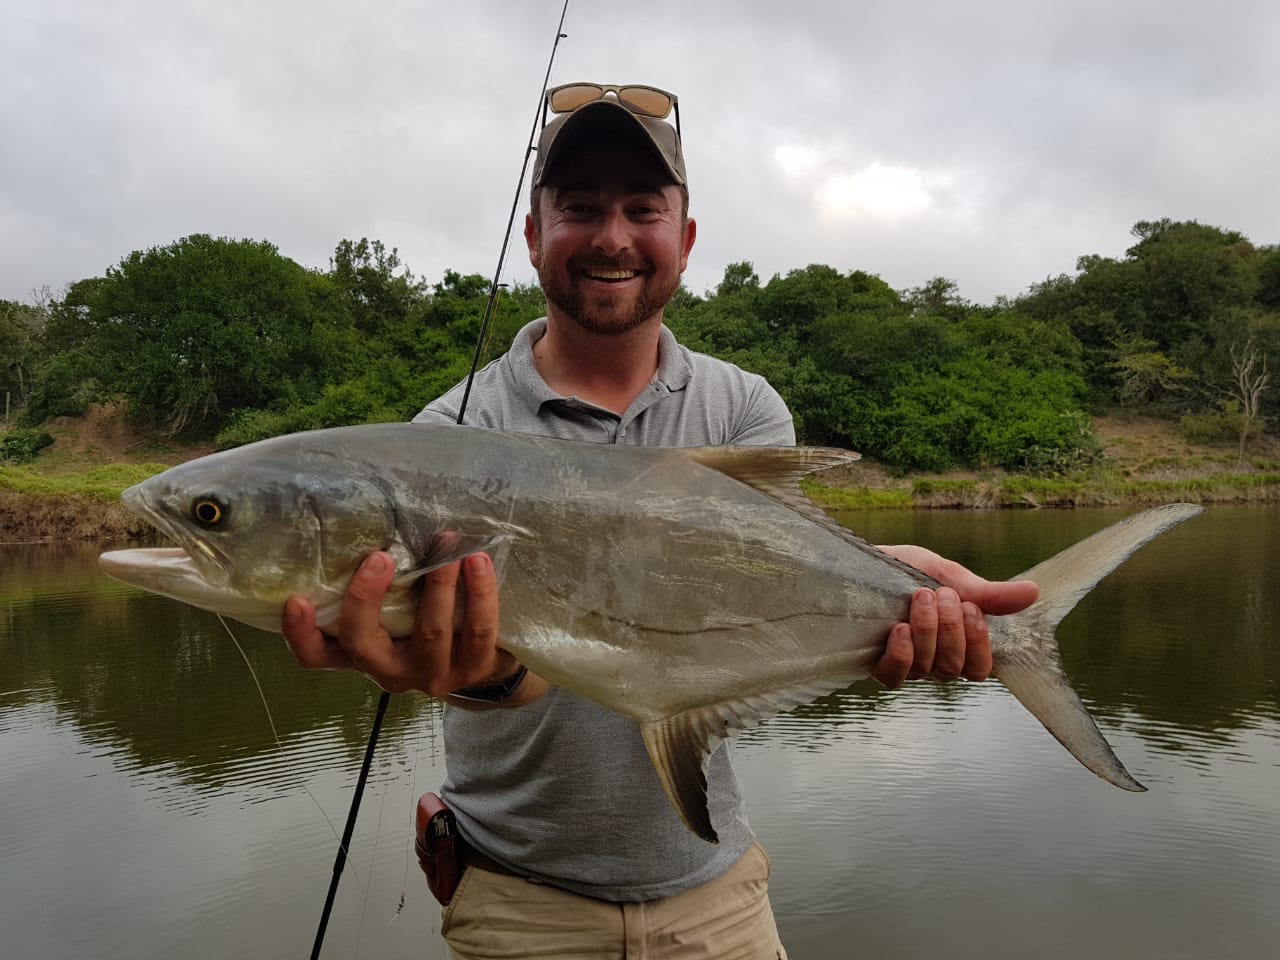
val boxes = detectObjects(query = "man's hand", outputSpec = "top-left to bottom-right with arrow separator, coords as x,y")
282,550 -> 544,705
869,545 -> 1040,689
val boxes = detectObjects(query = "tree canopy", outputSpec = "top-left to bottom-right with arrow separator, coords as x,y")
8,219 -> 1277,472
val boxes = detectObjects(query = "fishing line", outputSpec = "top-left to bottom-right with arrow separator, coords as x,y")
309,2 -> 573,956
214,613 -> 368,898
390,697 -> 434,923
353,696 -> 404,954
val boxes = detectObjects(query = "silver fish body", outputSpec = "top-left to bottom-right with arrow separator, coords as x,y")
99,423 -> 1203,841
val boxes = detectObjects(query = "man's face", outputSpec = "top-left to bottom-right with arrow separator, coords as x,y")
525,139 -> 696,336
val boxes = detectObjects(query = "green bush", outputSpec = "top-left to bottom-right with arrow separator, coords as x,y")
868,357 -> 1096,473
0,429 -> 54,464
21,350 -> 99,424
214,381 -> 403,449
1180,403 -> 1258,447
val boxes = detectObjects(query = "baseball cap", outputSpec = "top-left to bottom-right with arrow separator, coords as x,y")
532,83 -> 686,188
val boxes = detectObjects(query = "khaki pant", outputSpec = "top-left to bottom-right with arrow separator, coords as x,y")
442,842 -> 788,960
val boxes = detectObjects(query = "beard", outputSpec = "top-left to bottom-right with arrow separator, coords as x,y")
537,255 -> 682,336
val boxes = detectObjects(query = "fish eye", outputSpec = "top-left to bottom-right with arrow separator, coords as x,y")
192,496 -> 228,527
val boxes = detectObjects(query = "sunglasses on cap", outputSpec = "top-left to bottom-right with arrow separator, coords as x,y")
543,82 -> 681,139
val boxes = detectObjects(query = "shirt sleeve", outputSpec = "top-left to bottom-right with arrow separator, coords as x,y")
728,377 -> 796,446
411,379 -> 473,426
412,403 -> 456,425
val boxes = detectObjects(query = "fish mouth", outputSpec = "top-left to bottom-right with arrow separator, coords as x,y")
120,482 -> 233,587
98,546 -> 287,634
98,547 -> 209,602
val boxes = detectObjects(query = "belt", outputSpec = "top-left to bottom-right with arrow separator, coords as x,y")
462,840 -> 531,880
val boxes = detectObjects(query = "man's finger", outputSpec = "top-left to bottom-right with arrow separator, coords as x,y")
878,545 -> 1039,615
871,622 -> 914,690
413,558 -> 464,696
335,552 -> 396,672
966,578 -> 1040,616
282,596 -> 354,670
907,588 -> 937,677
452,553 -> 507,689
961,601 -> 993,681
931,587 -> 965,680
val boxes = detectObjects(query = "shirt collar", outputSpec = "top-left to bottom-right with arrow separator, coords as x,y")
508,317 -> 692,412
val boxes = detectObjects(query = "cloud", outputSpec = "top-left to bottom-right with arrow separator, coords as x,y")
2,0 -> 1277,306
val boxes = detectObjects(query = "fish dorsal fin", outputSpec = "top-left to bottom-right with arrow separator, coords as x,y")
679,445 -> 859,501
639,676 -> 864,843
678,446 -> 860,527
679,446 -> 932,583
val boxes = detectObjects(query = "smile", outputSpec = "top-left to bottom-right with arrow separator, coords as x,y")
583,269 -> 640,282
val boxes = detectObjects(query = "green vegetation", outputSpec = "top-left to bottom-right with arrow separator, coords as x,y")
0,463 -> 168,499
0,429 -> 53,464
2,218 -> 1277,482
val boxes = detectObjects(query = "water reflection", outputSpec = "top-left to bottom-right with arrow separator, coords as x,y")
2,546 -> 442,800
2,507 -> 1278,960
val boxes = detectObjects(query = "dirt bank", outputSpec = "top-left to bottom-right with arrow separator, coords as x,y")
0,491 -> 147,543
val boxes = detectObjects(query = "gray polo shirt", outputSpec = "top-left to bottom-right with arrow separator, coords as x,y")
413,317 -> 795,901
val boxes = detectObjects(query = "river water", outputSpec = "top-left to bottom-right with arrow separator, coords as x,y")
1,505 -> 1277,959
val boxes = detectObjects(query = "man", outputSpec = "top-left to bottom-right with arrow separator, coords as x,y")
283,83 -> 1038,958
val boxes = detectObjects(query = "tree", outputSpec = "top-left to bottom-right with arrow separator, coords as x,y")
71,235 -> 353,434
1125,220 -> 1257,350
870,356 -> 1095,472
1228,339 -> 1269,460
1255,247 -> 1280,311
0,299 -> 48,415
330,238 -> 425,335
904,276 -> 967,319
1109,340 -> 1194,406
715,261 -> 759,297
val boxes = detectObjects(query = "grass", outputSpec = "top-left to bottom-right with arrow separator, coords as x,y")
800,480 -> 914,510
804,458 -> 1280,511
0,463 -> 169,500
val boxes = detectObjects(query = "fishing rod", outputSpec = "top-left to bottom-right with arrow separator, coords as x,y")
308,2 -> 572,956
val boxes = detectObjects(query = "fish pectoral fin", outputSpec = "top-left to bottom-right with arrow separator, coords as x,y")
388,532 -> 513,587
640,680 -> 862,844
374,533 -> 513,639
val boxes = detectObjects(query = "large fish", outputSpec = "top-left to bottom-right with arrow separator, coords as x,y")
100,423 -> 1202,841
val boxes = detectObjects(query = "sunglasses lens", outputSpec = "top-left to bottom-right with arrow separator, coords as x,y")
548,84 -> 605,113
618,87 -> 673,118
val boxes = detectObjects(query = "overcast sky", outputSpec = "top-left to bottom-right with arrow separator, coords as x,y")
4,0 -> 1278,307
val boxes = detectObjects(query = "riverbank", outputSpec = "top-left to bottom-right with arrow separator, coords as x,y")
3,406 -> 1279,543
805,415 -> 1280,511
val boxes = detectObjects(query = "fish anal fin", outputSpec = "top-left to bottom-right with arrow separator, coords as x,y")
641,678 -> 864,843
641,714 -> 718,843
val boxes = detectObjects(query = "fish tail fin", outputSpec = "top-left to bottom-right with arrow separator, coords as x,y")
993,503 -> 1203,791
